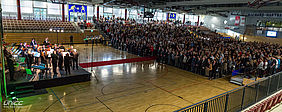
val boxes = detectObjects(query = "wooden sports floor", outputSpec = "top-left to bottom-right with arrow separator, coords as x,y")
4,44 -> 239,112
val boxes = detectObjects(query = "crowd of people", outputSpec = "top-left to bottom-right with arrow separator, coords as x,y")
4,37 -> 79,81
97,17 -> 282,80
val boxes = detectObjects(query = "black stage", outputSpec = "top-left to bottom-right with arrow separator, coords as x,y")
7,66 -> 91,96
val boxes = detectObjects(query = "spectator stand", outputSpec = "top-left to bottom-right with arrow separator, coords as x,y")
2,18 -> 78,33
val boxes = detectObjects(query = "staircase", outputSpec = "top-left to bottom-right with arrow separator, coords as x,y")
8,83 -> 47,99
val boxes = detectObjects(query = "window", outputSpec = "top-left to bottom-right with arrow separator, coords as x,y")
113,8 -> 122,18
121,9 -> 126,19
88,5 -> 94,17
128,9 -> 137,19
34,8 -> 47,20
33,1 -> 47,8
1,0 -> 17,13
47,3 -> 61,15
103,7 -> 113,18
21,0 -> 33,14
99,6 -> 103,17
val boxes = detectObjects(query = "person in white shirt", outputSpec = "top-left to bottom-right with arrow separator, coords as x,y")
258,59 -> 264,77
263,59 -> 268,77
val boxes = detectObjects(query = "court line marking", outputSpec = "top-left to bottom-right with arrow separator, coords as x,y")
168,81 -> 209,92
67,79 -> 182,111
72,85 -> 80,91
145,104 -> 182,112
145,80 -> 194,104
45,68 -> 171,111
68,87 -> 158,110
50,88 -> 67,111
44,86 -> 80,111
66,62 -> 186,110
101,83 -> 146,95
96,97 -> 114,112
44,59 -> 218,111
208,85 -> 228,91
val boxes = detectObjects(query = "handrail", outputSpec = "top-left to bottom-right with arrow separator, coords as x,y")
175,71 -> 282,112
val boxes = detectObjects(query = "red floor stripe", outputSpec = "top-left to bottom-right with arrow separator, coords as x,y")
79,56 -> 156,68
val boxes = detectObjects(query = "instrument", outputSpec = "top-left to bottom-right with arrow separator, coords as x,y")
31,65 -> 46,70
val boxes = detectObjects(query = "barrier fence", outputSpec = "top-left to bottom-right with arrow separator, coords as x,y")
175,72 -> 282,112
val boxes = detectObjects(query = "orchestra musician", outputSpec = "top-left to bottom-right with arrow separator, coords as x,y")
53,44 -> 58,50
30,38 -> 37,49
58,44 -> 65,50
58,50 -> 64,70
4,39 -> 81,81
64,53 -> 71,75
34,45 -> 40,65
43,37 -> 50,46
46,46 -> 52,68
17,43 -> 23,50
21,42 -> 27,50
40,49 -> 48,76
68,46 -> 74,67
26,49 -> 33,69
51,50 -> 58,75
6,54 -> 15,81
71,50 -> 79,70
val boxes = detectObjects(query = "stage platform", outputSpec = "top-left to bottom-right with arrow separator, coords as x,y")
230,75 -> 258,86
7,66 -> 91,98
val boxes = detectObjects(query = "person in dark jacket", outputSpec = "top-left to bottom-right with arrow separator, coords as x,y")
51,51 -> 58,74
26,50 -> 33,69
30,38 -> 37,48
64,53 -> 71,75
58,51 -> 64,70
40,50 -> 48,75
6,55 -> 15,81
43,37 -> 50,46
70,35 -> 74,45
71,50 -> 79,70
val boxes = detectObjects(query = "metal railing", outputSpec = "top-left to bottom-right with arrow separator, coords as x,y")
175,72 -> 282,112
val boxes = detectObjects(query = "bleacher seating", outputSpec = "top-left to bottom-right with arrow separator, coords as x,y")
3,19 -> 77,32
4,31 -> 100,44
245,91 -> 282,112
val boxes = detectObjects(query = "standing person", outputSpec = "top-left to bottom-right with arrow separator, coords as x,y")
191,55 -> 196,72
223,58 -> 228,75
156,47 -> 161,63
70,35 -> 74,45
201,57 -> 207,76
182,54 -> 188,70
6,55 -> 15,81
267,58 -> 272,76
263,59 -> 268,77
174,52 -> 179,67
17,43 -> 23,51
51,51 -> 58,75
26,50 -> 33,69
273,57 -> 278,74
195,56 -> 201,74
43,37 -> 50,46
58,51 -> 64,70
212,60 -> 219,79
257,58 -> 264,77
72,50 -> 79,70
64,53 -> 71,75
40,50 -> 47,76
277,57 -> 281,72
30,38 -> 37,50
207,59 -> 213,80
